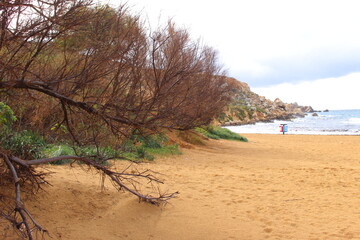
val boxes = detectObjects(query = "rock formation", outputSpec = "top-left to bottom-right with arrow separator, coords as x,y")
218,77 -> 314,126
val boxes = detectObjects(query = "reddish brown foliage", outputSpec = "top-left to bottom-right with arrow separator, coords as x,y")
0,1 -> 231,239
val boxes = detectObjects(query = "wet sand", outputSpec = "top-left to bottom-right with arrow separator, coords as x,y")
1,134 -> 360,239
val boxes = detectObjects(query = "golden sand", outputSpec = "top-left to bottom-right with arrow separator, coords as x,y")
1,134 -> 360,239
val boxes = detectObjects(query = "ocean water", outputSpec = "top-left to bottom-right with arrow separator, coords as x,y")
224,109 -> 360,135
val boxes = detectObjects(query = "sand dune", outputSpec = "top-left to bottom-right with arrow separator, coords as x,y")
1,134 -> 360,239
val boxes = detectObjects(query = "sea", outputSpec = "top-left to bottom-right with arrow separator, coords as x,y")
224,109 -> 360,135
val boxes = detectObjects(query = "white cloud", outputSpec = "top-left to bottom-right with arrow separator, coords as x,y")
104,0 -> 360,109
252,72 -> 360,110
229,60 -> 274,78
109,0 -> 360,79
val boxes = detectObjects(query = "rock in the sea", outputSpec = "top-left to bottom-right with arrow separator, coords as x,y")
312,113 -> 318,117
323,109 -> 329,112
301,106 -> 314,113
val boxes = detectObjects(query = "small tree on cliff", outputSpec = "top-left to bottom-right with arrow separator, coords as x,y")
0,0 -> 230,239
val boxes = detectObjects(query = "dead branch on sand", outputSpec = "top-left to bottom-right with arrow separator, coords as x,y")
0,152 -> 178,239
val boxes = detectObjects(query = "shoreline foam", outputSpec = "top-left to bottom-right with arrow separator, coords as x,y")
225,109 -> 360,136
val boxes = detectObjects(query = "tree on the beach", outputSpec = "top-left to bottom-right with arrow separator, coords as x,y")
0,0 -> 230,239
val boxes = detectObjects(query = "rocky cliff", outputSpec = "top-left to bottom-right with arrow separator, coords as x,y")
219,78 -> 314,126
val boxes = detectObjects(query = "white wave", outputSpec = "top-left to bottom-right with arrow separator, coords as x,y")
345,118 -> 360,124
224,123 -> 360,135
273,120 -> 291,124
224,110 -> 360,135
319,114 -> 335,118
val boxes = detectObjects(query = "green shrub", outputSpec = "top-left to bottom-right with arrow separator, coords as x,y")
194,127 -> 220,140
125,132 -> 181,160
196,126 -> 248,142
0,102 -> 47,159
209,127 -> 248,142
42,144 -> 126,165
0,102 -> 17,130
1,130 -> 47,159
135,147 -> 154,161
145,144 -> 181,156
42,144 -> 75,165
42,138 -> 175,165
132,133 -> 168,148
121,139 -> 137,152
0,102 -> 179,164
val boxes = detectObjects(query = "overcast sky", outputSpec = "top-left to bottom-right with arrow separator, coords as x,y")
106,0 -> 360,110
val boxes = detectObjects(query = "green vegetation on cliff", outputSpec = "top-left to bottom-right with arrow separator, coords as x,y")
219,77 -> 313,125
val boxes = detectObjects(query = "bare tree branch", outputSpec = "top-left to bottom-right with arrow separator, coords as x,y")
0,1 -> 230,239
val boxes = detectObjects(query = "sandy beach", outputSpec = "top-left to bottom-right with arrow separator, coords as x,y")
1,134 -> 360,240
